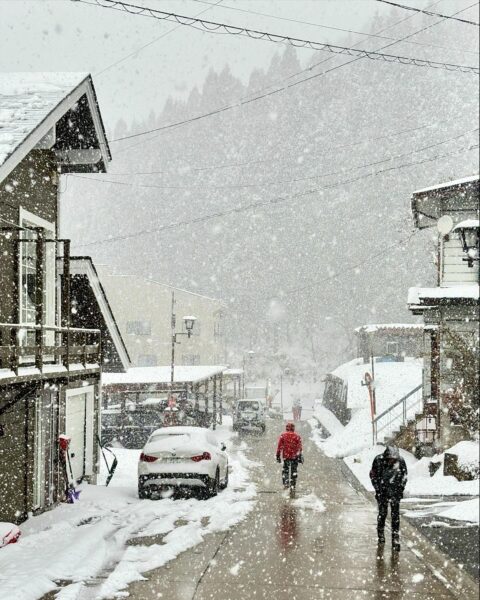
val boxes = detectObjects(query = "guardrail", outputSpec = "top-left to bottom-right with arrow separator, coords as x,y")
372,384 -> 423,444
0,323 -> 101,374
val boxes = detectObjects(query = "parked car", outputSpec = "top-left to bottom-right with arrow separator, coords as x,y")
138,426 -> 228,499
232,399 -> 266,433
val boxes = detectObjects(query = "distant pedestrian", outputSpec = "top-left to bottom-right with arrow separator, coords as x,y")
292,397 -> 302,421
369,446 -> 407,552
276,423 -> 303,491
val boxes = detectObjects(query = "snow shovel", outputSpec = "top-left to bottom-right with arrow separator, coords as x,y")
59,434 -> 81,503
97,435 -> 118,487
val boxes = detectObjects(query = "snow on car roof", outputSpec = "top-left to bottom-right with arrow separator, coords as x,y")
150,426 -> 208,436
0,72 -> 88,166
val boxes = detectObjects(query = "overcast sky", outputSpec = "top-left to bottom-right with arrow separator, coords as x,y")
0,0 -> 402,131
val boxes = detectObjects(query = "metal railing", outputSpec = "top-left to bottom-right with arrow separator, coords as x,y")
0,323 -> 101,374
372,384 -> 423,444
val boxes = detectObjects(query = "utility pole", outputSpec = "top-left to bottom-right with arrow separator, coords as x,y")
170,291 -> 176,385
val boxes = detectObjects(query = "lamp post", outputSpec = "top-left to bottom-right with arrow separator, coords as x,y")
280,367 -> 290,418
170,291 -> 196,385
457,224 -> 479,268
242,350 -> 255,396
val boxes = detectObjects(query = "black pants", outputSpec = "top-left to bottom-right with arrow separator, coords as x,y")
377,496 -> 400,540
282,459 -> 299,488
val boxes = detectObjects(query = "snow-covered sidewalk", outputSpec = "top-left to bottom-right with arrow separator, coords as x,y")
310,406 -> 479,525
0,419 -> 257,600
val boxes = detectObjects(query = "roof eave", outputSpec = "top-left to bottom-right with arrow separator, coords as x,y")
0,75 -> 111,183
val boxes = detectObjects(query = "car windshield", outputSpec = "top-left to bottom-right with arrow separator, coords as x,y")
238,401 -> 260,411
147,432 -> 191,449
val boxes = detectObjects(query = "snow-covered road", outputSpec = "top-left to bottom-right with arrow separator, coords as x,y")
0,419 -> 258,600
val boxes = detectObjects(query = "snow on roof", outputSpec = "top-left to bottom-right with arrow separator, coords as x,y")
408,285 -> 480,304
0,72 -> 89,166
354,323 -> 423,334
413,174 -> 479,195
329,357 -> 423,410
102,365 -> 227,386
452,219 -> 479,230
223,368 -> 244,376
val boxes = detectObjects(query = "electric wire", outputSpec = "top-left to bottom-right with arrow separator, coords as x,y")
72,142 -> 478,249
71,0 -> 479,81
190,0 -> 478,54
375,0 -> 479,26
68,127 -> 479,191
111,0 -> 476,151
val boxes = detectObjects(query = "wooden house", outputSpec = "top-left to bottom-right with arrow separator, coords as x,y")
408,175 -> 479,451
0,73 -> 111,522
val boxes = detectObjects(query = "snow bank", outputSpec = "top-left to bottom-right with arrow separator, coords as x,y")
436,499 -> 479,523
0,419 -> 257,600
313,358 -> 422,457
339,443 -> 479,498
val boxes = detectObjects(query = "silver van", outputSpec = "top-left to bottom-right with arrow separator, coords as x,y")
232,399 -> 266,433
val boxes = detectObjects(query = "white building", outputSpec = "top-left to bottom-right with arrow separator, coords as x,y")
408,175 -> 479,450
94,267 -> 227,368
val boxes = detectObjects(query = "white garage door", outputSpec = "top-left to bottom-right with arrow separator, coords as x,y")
65,387 -> 95,483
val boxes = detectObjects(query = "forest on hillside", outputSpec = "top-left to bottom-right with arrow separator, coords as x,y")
62,7 -> 479,374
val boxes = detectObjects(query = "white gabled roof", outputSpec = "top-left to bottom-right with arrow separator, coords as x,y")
413,175 -> 479,195
408,285 -> 480,305
0,72 -> 110,180
102,365 -> 227,386
354,323 -> 423,334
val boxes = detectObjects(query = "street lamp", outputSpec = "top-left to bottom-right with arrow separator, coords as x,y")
454,222 -> 479,267
242,350 -> 255,396
170,292 -> 197,385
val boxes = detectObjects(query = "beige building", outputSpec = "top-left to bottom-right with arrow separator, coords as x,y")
96,266 -> 227,367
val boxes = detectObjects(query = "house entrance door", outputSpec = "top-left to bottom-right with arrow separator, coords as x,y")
33,391 -> 56,510
65,386 -> 95,483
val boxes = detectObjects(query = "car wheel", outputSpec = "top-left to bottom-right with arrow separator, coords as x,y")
220,466 -> 229,490
207,469 -> 220,498
138,480 -> 150,499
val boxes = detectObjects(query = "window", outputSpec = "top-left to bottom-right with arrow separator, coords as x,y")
19,209 -> 55,351
126,320 -> 151,335
138,354 -> 157,367
386,341 -> 399,355
182,354 -> 200,365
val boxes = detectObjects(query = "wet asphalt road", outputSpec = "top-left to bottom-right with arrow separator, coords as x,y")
124,419 -> 478,600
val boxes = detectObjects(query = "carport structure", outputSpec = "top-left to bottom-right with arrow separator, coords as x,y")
102,365 -> 227,436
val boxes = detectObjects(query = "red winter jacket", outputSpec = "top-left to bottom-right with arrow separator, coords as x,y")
276,431 -> 302,460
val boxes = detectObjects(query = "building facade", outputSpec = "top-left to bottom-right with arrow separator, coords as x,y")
0,73 -> 111,522
408,176 -> 479,451
94,267 -> 227,368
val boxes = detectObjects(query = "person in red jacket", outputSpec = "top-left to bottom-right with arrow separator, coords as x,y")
276,422 -> 303,490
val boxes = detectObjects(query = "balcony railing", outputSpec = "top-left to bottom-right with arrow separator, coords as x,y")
0,323 -> 101,375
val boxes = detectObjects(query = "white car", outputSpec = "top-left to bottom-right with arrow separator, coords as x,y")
138,426 -> 229,499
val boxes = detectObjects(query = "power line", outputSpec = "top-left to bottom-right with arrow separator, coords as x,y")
191,0 -> 478,55
95,0 -> 224,77
72,142 -> 478,249
68,127 -> 479,191
72,0 -> 479,91
376,0 -> 479,26
112,0 -> 475,151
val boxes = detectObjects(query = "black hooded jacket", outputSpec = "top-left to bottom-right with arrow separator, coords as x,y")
369,447 -> 408,500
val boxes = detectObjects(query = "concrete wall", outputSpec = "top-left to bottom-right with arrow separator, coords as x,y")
95,268 -> 227,367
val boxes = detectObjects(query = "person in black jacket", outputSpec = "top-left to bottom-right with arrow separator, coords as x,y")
369,446 -> 407,552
